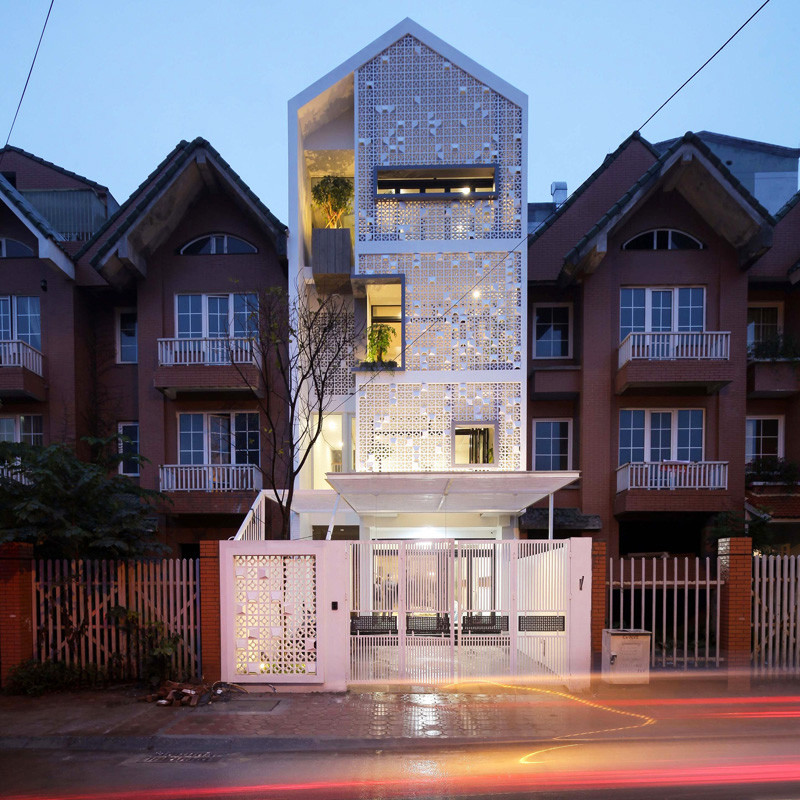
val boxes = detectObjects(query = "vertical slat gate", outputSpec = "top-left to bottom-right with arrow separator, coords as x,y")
753,554 -> 800,677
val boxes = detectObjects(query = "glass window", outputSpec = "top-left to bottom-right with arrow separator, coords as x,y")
533,421 -> 570,470
118,311 -> 137,363
1,238 -> 34,258
177,295 -> 203,338
209,414 -> 231,465
177,293 -> 257,342
534,305 -> 570,358
179,234 -> 257,255
622,229 -> 704,250
619,410 -> 645,466
0,418 -> 16,442
677,410 -> 704,461
746,418 -> 782,462
234,413 -> 260,465
747,305 -> 781,349
0,297 -> 10,340
620,287 -> 705,342
118,422 -> 139,476
677,288 -> 705,332
453,424 -> 495,466
14,296 -> 41,351
179,414 -> 205,465
19,415 -> 43,446
620,288 -> 646,341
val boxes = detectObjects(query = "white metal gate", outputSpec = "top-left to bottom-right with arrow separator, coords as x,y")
348,540 -> 570,685
753,554 -> 800,676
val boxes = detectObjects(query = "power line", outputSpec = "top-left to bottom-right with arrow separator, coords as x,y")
638,0 -> 771,132
1,0 -> 55,153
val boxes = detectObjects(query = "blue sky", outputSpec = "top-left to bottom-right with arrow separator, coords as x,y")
2,0 -> 797,222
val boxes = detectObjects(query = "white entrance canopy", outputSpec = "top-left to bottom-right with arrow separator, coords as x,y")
323,471 -> 580,515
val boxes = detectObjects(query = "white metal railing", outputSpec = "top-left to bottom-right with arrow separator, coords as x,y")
753,554 -> 800,677
0,463 -> 32,485
0,339 -> 44,376
616,461 -> 728,492
233,490 -> 270,540
159,464 -> 262,492
157,337 -> 257,366
609,556 -> 723,669
618,331 -> 730,368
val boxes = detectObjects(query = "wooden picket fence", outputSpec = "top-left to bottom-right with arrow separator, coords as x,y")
33,559 -> 200,681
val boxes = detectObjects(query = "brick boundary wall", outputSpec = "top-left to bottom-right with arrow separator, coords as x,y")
0,542 -> 34,687
718,536 -> 752,690
199,540 -> 222,683
590,539 -> 607,672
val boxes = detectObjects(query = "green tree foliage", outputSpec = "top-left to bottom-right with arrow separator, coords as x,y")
367,322 -> 394,363
311,175 -> 353,228
0,436 -> 165,558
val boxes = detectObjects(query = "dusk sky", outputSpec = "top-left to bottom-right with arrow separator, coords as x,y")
2,0 -> 798,222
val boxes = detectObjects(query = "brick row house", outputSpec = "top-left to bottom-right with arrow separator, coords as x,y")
0,140 -> 287,555
527,131 -> 800,557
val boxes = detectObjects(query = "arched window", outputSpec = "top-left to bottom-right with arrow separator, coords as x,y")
0,238 -> 34,258
622,229 -> 704,251
179,234 -> 257,255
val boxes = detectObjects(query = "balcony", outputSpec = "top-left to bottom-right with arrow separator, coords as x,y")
159,464 -> 263,514
615,461 -> 731,515
747,360 -> 800,398
616,332 -> 733,395
0,340 -> 47,401
153,338 -> 262,399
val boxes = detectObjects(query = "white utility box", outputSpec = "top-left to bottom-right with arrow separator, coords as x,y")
601,629 -> 651,684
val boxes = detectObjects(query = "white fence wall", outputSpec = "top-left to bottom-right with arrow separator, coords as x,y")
753,554 -> 800,677
33,559 -> 200,680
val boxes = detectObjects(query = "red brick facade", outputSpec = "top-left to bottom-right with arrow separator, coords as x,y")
590,539 -> 607,662
0,543 -> 34,687
718,536 -> 753,689
199,540 -> 222,683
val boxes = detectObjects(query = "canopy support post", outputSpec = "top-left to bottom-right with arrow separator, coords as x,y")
325,493 -> 341,541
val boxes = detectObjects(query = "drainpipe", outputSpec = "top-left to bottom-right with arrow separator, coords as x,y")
548,492 -> 554,541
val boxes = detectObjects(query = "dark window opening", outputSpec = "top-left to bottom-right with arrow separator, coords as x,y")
623,229 -> 704,251
375,165 -> 496,199
180,234 -> 257,255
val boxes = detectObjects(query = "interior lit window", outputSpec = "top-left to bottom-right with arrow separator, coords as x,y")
366,283 -> 402,366
453,423 -> 495,466
375,165 -> 496,199
312,413 -> 354,489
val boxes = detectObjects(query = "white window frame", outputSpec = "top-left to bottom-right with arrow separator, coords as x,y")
622,229 -> 704,250
747,302 -> 784,349
452,421 -> 498,468
745,416 -> 784,463
620,286 -> 706,340
0,414 -> 44,445
0,237 -> 34,258
532,303 -> 572,360
179,234 -> 257,255
177,411 -> 260,466
532,418 -> 572,471
115,308 -> 138,364
174,293 -> 258,339
0,294 -> 41,349
117,422 -> 140,476
618,408 -> 705,464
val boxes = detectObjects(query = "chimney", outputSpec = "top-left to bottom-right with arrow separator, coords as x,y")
551,181 -> 567,207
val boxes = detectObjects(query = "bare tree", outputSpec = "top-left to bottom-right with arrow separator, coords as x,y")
232,285 -> 358,539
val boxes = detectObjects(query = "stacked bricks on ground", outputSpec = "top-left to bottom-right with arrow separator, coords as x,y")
718,536 -> 753,690
199,540 -> 222,683
0,543 -> 34,687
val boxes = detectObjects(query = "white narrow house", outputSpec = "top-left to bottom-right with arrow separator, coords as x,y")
287,19 -> 578,541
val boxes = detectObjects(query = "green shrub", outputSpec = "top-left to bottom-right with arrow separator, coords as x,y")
4,659 -> 87,696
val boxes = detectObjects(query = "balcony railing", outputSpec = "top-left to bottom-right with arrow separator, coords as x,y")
159,464 -> 263,492
0,340 -> 44,376
616,461 -> 728,492
157,338 -> 258,366
618,332 -> 730,368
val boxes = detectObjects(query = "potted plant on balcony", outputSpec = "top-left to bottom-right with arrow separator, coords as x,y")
360,322 -> 397,370
311,176 -> 354,277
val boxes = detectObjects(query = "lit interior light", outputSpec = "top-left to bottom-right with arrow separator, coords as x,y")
327,419 -> 337,431
472,290 -> 481,299
458,187 -> 471,195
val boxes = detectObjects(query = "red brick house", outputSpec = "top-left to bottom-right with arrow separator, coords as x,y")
0,140 -> 287,555
527,131 -> 800,557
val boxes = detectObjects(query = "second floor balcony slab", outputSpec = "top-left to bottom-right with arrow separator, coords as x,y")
154,338 -> 263,398
747,360 -> 800,398
616,332 -> 733,395
615,460 -> 731,515
159,463 -> 263,515
0,340 -> 46,401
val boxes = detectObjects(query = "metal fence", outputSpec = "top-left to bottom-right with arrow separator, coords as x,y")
608,556 -> 724,669
753,554 -> 800,677
33,559 -> 200,680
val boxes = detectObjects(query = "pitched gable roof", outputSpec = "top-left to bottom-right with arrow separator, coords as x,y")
0,144 -> 111,194
559,132 -> 774,284
78,138 -> 287,286
0,173 -> 74,278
